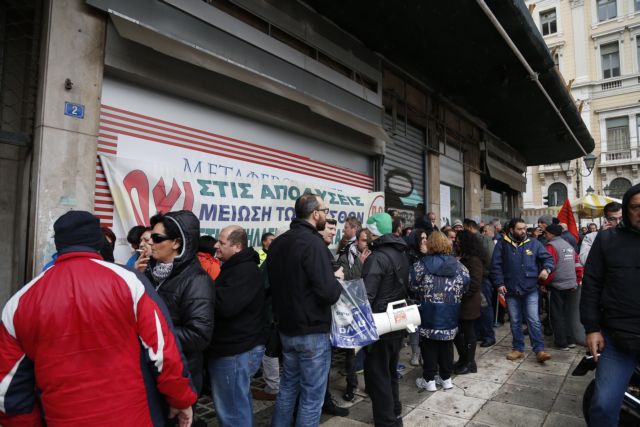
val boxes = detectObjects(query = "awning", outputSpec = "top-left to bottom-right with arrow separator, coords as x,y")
572,194 -> 622,218
304,0 -> 595,166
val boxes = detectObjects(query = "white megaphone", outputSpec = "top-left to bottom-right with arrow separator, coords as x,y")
353,300 -> 421,354
372,299 -> 422,335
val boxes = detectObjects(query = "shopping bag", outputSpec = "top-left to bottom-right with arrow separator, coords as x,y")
330,278 -> 379,348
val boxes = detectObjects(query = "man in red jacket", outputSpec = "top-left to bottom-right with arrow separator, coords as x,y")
0,211 -> 197,427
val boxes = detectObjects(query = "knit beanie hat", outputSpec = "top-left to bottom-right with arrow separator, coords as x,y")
546,224 -> 563,236
54,211 -> 105,254
366,213 -> 393,236
538,215 -> 553,225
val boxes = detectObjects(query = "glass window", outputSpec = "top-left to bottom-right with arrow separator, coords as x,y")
636,0 -> 640,12
606,117 -> 630,151
440,183 -> 463,227
597,0 -> 617,22
637,37 -> 640,72
609,177 -> 632,199
540,9 -> 557,36
601,42 -> 620,79
547,183 -> 568,207
480,188 -> 508,224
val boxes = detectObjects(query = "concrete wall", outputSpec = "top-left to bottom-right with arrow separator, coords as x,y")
28,0 -> 106,274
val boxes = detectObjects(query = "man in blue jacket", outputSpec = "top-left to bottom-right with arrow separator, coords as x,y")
491,218 -> 554,363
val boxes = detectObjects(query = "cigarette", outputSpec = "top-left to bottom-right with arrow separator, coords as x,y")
136,249 -> 144,253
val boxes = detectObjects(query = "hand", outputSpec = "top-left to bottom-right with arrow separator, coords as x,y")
586,332 -> 605,362
334,266 -> 344,280
135,255 -> 150,273
169,406 -> 193,427
538,269 -> 549,281
497,286 -> 507,295
358,248 -> 371,264
602,221 -> 614,230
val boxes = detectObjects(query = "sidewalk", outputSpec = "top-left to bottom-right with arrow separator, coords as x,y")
197,323 -> 593,426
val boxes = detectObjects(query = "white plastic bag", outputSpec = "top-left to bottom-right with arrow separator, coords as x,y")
330,278 -> 379,348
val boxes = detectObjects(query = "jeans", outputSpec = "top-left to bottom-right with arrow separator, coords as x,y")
208,345 -> 265,427
262,355 -> 280,394
590,331 -> 640,426
271,333 -> 331,427
475,279 -> 496,343
506,290 -> 545,353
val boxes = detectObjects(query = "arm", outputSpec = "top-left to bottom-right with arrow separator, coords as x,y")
539,244 -> 558,287
362,253 -> 384,304
579,232 -> 596,266
575,251 -> 584,285
536,241 -> 555,273
489,240 -> 505,288
173,274 -> 215,354
580,233 -> 606,334
302,243 -> 341,305
0,323 -> 41,426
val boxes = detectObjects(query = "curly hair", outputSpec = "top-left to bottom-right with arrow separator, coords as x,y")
427,231 -> 452,255
456,230 -> 486,260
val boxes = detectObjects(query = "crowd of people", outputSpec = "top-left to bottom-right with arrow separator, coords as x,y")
1,185 -> 640,427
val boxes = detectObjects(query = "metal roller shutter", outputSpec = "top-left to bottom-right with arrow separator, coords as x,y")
383,114 -> 425,222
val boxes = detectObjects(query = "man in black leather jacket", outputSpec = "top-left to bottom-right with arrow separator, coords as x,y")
362,213 -> 409,427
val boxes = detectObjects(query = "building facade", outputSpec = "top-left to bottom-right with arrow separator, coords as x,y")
0,0 -> 592,305
524,0 -> 640,217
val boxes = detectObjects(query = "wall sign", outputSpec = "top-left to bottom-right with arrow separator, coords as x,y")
64,101 -> 85,119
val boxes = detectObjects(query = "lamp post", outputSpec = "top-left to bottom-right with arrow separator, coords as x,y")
574,153 -> 598,198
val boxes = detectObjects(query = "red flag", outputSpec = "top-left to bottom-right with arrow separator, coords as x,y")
557,198 -> 579,242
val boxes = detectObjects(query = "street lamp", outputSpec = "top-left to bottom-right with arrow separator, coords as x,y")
559,160 -> 571,172
586,185 -> 595,194
583,153 -> 597,176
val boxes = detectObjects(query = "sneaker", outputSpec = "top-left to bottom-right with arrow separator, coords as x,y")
343,388 -> 355,402
568,343 -> 576,349
441,378 -> 453,390
410,353 -> 421,366
536,351 -> 551,363
416,377 -> 437,392
480,340 -> 495,348
506,350 -> 525,361
555,346 -> 570,351
322,396 -> 349,417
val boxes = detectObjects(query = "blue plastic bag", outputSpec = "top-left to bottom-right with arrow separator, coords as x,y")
330,278 -> 379,348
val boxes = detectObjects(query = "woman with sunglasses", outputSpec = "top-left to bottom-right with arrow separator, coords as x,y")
137,210 -> 215,401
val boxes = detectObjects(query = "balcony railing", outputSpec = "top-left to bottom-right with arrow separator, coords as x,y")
601,148 -> 637,164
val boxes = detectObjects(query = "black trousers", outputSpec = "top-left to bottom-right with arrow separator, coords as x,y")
454,319 -> 477,366
364,335 -> 403,427
420,338 -> 453,381
549,287 -> 577,347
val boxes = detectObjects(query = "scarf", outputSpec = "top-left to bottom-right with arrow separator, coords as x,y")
347,242 -> 359,268
152,262 -> 173,285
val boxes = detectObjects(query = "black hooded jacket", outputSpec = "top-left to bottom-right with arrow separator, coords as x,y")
581,184 -> 640,336
145,210 -> 215,392
207,247 -> 265,358
267,218 -> 342,336
362,234 -> 409,313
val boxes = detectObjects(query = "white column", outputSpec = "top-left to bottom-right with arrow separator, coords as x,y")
571,0 -> 589,83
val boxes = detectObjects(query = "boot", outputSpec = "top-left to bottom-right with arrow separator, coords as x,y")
455,342 -> 477,374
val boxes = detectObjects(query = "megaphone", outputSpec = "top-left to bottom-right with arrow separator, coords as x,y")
352,300 -> 422,354
372,299 -> 421,335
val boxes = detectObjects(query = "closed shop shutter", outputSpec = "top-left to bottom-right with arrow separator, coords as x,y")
383,114 -> 425,224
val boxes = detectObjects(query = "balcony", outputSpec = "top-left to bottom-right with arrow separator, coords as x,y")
600,148 -> 638,165
538,163 -> 565,172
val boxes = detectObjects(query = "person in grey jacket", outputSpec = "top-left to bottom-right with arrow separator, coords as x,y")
539,224 -> 580,350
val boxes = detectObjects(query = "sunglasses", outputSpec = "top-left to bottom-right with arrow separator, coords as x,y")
150,233 -> 173,244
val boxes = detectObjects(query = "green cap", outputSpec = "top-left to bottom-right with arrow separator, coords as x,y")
366,212 -> 393,236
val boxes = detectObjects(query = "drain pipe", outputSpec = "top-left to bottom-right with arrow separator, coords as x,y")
475,0 -> 588,157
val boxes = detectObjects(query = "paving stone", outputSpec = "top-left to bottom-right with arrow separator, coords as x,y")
320,416 -> 374,426
524,349 -> 579,364
399,380 -> 434,408
542,412 -> 586,427
401,408 -> 468,426
518,358 -> 572,377
507,370 -> 565,393
472,401 -> 547,427
550,393 -> 584,418
465,422 -> 497,427
463,366 -> 515,384
559,376 -> 593,396
417,390 -> 486,419
492,383 -> 556,411
448,376 -> 503,400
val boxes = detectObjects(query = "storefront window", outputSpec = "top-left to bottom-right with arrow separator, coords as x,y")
480,187 -> 509,224
440,183 -> 463,226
